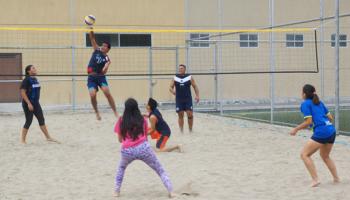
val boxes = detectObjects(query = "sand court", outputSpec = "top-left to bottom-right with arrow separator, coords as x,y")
1,110 -> 350,200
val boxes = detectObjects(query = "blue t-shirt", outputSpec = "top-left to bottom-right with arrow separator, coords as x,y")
20,76 -> 41,104
300,99 -> 335,138
174,74 -> 192,102
149,109 -> 171,136
87,49 -> 109,74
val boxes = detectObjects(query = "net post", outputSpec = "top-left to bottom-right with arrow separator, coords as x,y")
70,0 -> 77,111
214,42 -> 219,111
269,0 -> 275,124
148,47 -> 153,98
335,0 -> 340,135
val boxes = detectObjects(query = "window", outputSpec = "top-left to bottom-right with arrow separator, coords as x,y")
86,33 -> 152,47
86,33 -> 119,47
286,34 -> 303,47
190,33 -> 210,47
331,34 -> 347,47
239,34 -> 258,47
120,34 -> 152,47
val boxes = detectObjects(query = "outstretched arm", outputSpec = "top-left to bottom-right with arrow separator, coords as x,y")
289,117 -> 313,136
169,79 -> 176,95
191,77 -> 200,103
89,27 -> 99,50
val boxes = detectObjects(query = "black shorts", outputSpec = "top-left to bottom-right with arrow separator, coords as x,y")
311,133 -> 336,144
176,100 -> 193,112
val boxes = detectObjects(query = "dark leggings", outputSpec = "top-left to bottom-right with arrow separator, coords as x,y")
22,102 -> 45,129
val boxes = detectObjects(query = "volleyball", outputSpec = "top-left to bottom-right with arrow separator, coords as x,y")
84,15 -> 96,26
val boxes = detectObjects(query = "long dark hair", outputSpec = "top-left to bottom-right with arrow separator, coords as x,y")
120,98 -> 144,141
303,84 -> 320,105
147,98 -> 158,111
25,65 -> 33,77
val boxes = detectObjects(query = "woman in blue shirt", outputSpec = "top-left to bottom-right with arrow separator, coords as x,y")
20,65 -> 59,144
290,84 -> 339,187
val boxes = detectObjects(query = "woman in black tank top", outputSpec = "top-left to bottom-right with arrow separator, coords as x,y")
147,98 -> 182,153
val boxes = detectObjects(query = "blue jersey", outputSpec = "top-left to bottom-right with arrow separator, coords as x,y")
174,74 -> 192,102
20,76 -> 41,104
87,49 -> 109,74
300,99 -> 335,138
149,109 -> 171,136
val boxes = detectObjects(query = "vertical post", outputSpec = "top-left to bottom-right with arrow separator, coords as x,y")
214,43 -> 219,111
335,0 -> 340,133
217,0 -> 223,115
320,0 -> 325,99
175,46 -> 179,70
186,41 -> 190,73
269,0 -> 275,124
70,0 -> 77,111
148,47 -> 153,98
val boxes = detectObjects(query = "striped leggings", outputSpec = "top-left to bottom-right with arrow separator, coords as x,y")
115,141 -> 173,193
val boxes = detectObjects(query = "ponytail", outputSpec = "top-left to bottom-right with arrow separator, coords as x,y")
303,84 -> 320,105
312,93 -> 320,105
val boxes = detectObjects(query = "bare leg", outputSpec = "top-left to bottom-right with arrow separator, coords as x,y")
89,89 -> 101,120
40,125 -> 60,143
186,111 -> 193,132
21,128 -> 29,144
320,143 -> 340,183
101,87 -> 118,117
157,145 -> 183,153
300,139 -> 323,187
178,111 -> 184,133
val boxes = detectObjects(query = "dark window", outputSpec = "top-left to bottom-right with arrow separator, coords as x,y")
86,33 -> 118,47
190,33 -> 210,47
239,34 -> 258,47
286,34 -> 303,47
331,34 -> 347,47
120,34 -> 152,47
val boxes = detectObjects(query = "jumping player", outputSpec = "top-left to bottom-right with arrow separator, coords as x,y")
147,98 -> 182,152
87,27 -> 118,120
169,64 -> 199,132
290,84 -> 340,187
20,65 -> 59,144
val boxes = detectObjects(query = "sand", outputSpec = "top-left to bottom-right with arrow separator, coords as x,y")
1,110 -> 350,200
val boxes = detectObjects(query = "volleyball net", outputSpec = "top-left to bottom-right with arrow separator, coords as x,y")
0,26 -> 318,77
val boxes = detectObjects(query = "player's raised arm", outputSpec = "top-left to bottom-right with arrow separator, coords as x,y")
89,27 -> 99,50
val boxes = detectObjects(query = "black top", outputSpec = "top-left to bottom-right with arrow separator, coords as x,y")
174,74 -> 192,102
149,109 -> 171,136
20,76 -> 41,104
87,49 -> 110,75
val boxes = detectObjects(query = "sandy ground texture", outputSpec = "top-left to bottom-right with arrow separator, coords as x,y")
1,110 -> 350,200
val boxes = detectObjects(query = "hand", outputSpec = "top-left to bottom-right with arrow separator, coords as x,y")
28,103 -> 34,112
195,96 -> 199,103
289,128 -> 298,136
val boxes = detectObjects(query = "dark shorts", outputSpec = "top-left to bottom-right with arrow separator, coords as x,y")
156,135 -> 170,149
176,100 -> 193,112
311,133 -> 336,144
87,75 -> 108,91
